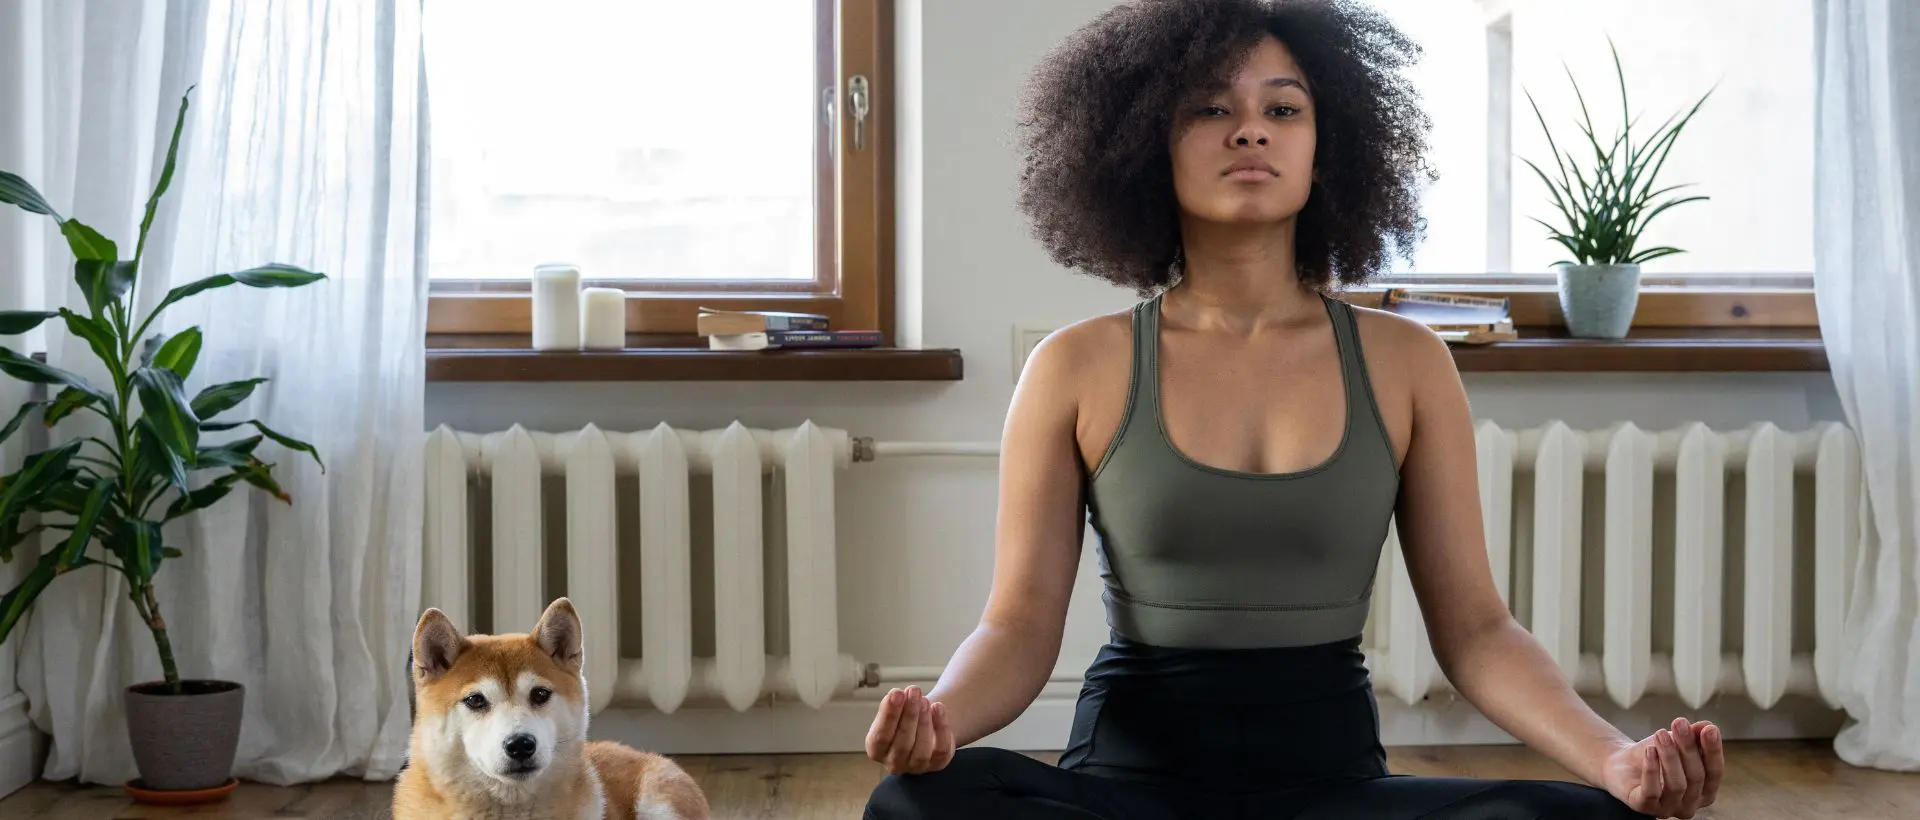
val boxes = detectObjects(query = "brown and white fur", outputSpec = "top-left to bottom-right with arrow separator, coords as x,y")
393,598 -> 709,820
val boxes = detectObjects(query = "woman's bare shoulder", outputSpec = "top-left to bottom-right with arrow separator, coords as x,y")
1345,302 -> 1463,464
1019,308 -> 1135,393
1347,302 -> 1460,383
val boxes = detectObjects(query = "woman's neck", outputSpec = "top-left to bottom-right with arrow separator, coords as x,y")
1167,219 -> 1320,334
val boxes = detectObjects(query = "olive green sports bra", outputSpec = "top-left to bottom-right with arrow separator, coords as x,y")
1083,293 -> 1401,649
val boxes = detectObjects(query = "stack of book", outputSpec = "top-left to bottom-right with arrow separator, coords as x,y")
1378,289 -> 1517,344
695,307 -> 885,351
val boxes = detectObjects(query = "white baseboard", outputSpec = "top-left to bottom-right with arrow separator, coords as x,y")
0,691 -> 40,800
593,687 -> 1846,757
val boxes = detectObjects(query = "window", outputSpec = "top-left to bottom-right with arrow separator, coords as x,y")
423,0 -> 893,338
1368,0 -> 1814,297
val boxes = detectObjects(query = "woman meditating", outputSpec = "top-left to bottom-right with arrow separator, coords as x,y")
861,1 -> 1725,818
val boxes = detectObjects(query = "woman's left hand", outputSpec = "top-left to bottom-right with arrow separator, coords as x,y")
1601,717 -> 1725,818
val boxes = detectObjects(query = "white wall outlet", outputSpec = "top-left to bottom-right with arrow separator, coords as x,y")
1012,324 -> 1057,383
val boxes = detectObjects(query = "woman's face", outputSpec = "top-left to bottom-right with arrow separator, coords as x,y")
1168,35 -> 1316,228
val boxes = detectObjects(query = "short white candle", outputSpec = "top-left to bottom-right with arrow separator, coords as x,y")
581,287 -> 626,350
531,263 -> 582,350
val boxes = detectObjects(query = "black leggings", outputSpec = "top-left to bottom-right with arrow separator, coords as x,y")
865,635 -> 1648,820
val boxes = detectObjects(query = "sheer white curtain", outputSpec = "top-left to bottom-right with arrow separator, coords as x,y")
2,0 -> 215,788
7,0 -> 427,786
1815,0 -> 1920,771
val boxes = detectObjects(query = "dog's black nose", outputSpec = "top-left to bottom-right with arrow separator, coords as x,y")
504,733 -> 537,761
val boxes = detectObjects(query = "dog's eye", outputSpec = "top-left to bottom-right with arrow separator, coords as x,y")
530,687 -> 552,706
462,692 -> 488,710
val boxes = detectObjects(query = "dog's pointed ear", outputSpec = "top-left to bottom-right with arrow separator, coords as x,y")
413,608 -> 468,680
532,598 -> 584,672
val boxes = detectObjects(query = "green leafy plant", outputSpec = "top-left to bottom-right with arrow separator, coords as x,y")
1523,40 -> 1714,266
0,88 -> 327,693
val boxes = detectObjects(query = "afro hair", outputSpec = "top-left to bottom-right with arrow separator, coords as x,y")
1015,0 -> 1435,294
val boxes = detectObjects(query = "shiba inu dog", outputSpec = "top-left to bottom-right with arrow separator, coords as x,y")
393,598 -> 709,820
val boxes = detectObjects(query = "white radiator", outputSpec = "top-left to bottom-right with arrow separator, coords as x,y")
422,422 -> 865,714
1363,420 -> 1861,712
421,419 -> 1860,723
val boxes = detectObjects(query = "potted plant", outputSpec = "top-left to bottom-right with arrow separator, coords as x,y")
0,88 -> 325,803
1522,41 -> 1713,338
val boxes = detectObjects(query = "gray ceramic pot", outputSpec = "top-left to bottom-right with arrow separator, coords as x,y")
1555,263 -> 1642,339
124,679 -> 244,791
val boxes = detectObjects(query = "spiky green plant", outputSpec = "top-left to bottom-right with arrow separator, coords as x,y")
0,88 -> 326,692
1523,41 -> 1714,266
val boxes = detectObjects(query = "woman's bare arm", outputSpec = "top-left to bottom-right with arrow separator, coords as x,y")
922,327 -> 1094,748
1383,314 -> 1723,816
1384,316 -> 1632,785
865,320 -> 1112,772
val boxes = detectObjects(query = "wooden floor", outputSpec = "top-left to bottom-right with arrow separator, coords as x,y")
5,741 -> 1918,818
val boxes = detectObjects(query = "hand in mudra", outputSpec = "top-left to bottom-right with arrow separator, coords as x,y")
1601,717 -> 1725,818
865,686 -> 956,775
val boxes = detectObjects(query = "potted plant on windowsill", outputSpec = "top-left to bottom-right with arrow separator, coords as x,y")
0,88 -> 326,804
1523,41 -> 1713,338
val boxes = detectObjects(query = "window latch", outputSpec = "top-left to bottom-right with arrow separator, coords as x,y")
848,74 -> 871,151
822,85 -> 837,159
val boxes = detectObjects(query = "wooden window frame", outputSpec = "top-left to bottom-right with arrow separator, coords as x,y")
425,0 -> 895,341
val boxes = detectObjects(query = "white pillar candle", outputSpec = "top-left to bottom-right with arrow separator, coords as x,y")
580,287 -> 626,350
531,263 -> 582,350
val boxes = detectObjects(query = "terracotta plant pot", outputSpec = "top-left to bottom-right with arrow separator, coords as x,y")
123,679 -> 244,798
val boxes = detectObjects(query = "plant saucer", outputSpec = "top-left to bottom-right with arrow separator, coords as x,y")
124,776 -> 239,805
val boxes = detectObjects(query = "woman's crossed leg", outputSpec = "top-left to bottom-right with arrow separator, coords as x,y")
866,747 -> 1650,820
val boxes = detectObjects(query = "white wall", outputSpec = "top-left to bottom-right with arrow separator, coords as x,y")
426,0 -> 1847,752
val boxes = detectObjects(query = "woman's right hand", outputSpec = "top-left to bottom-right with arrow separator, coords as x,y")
864,686 -> 956,775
